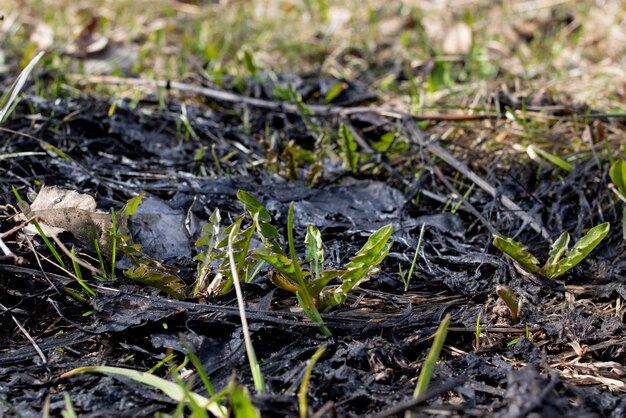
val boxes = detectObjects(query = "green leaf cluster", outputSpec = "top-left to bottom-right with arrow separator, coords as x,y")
492,222 -> 610,279
237,190 -> 393,311
193,210 -> 256,297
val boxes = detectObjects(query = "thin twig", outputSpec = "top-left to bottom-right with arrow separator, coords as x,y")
404,122 -> 550,239
430,161 -> 500,236
67,75 -> 499,121
0,302 -> 47,364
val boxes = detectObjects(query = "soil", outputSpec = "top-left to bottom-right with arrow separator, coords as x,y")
0,74 -> 624,417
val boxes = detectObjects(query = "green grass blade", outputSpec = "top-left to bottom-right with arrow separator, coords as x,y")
338,123 -> 358,172
62,366 -> 224,416
410,313 -> 451,412
527,145 -> 574,172
299,346 -> 327,418
0,51 -> 45,124
70,245 -> 96,297
492,235 -> 540,274
551,222 -> 610,278
404,223 -> 426,291
228,225 -> 266,394
61,393 -> 77,418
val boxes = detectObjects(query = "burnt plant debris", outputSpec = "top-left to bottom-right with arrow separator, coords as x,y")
0,73 -> 625,417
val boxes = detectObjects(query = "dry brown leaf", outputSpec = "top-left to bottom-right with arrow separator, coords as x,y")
19,186 -> 113,258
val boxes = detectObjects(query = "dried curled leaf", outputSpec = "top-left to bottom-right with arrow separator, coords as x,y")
20,186 -> 115,258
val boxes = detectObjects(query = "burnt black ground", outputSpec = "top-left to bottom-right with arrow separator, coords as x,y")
0,74 -> 625,417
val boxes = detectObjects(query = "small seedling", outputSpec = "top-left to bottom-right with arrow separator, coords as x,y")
609,158 -> 626,239
399,223 -> 426,291
492,222 -> 610,279
239,191 -> 393,312
495,285 -> 521,324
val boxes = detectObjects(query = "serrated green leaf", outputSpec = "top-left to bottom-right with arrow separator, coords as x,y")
492,235 -> 541,273
340,224 -> 393,294
609,159 -> 626,198
338,123 -> 358,172
124,263 -> 186,299
542,231 -> 570,278
237,190 -> 270,223
194,209 -> 222,297
61,366 -> 224,416
211,218 -> 255,295
305,224 -> 324,279
253,248 -> 299,288
549,222 -> 610,278
546,231 -> 570,265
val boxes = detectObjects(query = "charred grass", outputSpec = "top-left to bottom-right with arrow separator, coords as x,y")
0,1 -> 625,417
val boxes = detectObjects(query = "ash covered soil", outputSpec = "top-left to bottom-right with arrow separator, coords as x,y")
0,75 -> 624,417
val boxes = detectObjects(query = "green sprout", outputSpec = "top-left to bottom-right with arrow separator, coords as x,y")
495,285 -> 521,324
492,222 -> 610,279
399,223 -> 426,291
239,191 -> 393,311
609,158 -> 626,239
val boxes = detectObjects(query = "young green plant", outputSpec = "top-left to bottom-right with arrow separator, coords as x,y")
492,222 -> 610,279
609,158 -> 626,239
238,191 -> 393,311
495,285 -> 521,324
